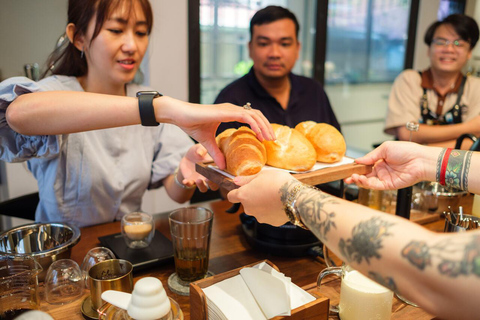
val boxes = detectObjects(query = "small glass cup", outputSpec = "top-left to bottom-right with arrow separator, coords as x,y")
45,259 -> 84,305
121,212 -> 155,249
81,247 -> 116,289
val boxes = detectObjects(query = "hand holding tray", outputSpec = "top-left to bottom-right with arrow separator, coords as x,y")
195,158 -> 372,191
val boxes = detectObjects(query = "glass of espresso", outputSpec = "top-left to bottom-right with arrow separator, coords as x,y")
121,212 -> 155,249
167,206 -> 213,296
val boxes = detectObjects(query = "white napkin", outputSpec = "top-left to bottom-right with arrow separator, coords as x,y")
202,262 -> 315,320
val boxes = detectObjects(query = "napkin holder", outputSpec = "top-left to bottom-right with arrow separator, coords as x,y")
190,260 -> 329,320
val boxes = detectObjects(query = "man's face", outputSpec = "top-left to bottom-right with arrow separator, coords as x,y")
249,18 -> 300,81
428,24 -> 472,74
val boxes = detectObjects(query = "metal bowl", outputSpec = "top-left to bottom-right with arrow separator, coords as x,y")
414,181 -> 471,213
0,222 -> 81,281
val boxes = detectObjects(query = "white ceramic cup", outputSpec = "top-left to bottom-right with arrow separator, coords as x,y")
317,264 -> 393,320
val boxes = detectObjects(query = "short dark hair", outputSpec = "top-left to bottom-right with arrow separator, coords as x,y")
249,5 -> 300,40
424,14 -> 479,49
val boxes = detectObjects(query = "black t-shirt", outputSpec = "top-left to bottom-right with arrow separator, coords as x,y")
214,67 -> 341,134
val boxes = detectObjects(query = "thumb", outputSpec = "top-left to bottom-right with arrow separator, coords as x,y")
233,174 -> 257,186
202,139 -> 226,170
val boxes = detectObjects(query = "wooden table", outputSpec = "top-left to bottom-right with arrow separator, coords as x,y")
39,200 -> 439,319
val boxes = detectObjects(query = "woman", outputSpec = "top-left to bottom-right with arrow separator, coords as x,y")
1,0 -> 273,227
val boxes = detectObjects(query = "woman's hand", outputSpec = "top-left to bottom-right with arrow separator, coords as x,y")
156,97 -> 275,170
227,170 -> 295,226
179,144 -> 219,193
345,141 -> 440,190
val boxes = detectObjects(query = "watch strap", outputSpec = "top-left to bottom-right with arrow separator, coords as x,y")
284,183 -> 318,229
138,91 -> 161,126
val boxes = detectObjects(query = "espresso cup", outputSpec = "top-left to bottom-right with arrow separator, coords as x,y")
88,259 -> 133,312
121,211 -> 155,249
317,265 -> 393,320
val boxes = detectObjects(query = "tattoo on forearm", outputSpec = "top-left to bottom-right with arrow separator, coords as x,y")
280,181 -> 338,241
368,271 -> 398,292
402,235 -> 480,278
436,149 -> 473,191
339,217 -> 395,264
297,189 -> 337,241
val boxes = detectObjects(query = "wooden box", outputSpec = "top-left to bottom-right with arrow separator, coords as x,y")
196,161 -> 371,191
189,260 -> 329,320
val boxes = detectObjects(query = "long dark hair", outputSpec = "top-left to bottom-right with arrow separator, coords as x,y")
42,0 -> 153,79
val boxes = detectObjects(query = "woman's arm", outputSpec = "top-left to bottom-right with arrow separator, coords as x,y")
6,92 -> 275,169
227,170 -> 480,320
346,141 -> 480,194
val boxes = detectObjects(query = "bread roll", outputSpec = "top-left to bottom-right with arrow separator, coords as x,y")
295,121 -> 346,163
263,124 -> 316,171
216,126 -> 267,176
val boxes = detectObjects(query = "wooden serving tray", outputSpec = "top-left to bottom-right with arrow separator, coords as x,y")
195,161 -> 372,191
189,260 -> 329,320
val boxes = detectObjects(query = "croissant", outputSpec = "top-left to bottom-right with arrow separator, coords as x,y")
295,121 -> 346,163
263,124 -> 316,171
216,126 -> 267,176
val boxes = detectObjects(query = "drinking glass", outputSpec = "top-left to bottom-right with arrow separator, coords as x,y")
81,247 -> 116,289
167,206 -> 213,296
0,255 -> 42,318
317,264 -> 393,319
45,259 -> 84,305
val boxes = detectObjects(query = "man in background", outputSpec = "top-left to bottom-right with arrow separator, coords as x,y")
214,5 -> 340,134
384,14 -> 480,149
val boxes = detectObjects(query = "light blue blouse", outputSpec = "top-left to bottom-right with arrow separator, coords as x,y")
0,76 -> 193,227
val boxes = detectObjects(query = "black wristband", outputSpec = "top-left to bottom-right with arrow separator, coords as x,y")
137,91 -> 162,126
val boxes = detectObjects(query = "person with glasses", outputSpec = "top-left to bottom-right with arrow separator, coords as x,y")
385,14 -> 480,149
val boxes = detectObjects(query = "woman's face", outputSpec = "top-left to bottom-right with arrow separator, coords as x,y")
428,24 -> 472,75
83,0 -> 149,91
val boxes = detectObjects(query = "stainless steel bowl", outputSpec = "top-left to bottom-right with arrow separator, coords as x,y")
414,181 -> 471,213
0,222 -> 81,281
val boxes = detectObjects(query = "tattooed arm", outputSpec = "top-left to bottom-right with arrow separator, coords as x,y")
228,169 -> 480,320
346,140 -> 480,194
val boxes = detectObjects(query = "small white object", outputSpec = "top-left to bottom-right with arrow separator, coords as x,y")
102,277 -> 171,320
15,310 -> 54,320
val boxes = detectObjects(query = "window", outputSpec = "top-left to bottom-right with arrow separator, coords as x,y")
199,0 -> 316,104
325,0 -> 412,84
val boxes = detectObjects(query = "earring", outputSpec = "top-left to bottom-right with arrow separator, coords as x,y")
80,49 -> 84,59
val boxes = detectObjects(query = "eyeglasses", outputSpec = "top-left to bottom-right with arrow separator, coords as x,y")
432,38 -> 469,49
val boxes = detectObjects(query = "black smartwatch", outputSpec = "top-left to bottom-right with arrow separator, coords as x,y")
137,91 -> 162,126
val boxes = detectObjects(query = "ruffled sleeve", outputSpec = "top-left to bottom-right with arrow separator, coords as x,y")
0,77 -> 60,163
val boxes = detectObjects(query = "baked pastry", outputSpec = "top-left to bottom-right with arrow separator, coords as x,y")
216,127 -> 267,176
295,121 -> 346,163
263,124 -> 316,171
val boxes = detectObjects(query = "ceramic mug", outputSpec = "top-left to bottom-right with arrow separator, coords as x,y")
317,264 -> 393,320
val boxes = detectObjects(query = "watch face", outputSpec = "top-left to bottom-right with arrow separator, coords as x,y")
136,91 -> 160,97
